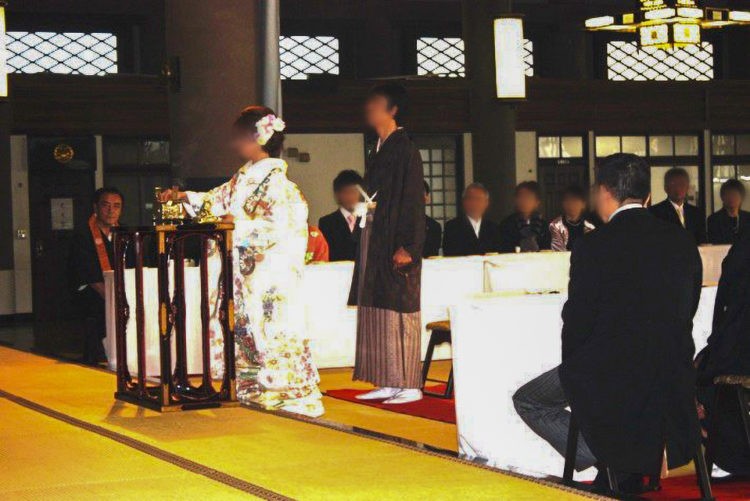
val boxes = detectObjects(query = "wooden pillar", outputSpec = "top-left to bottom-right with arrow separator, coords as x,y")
463,0 -> 518,220
165,0 -> 263,180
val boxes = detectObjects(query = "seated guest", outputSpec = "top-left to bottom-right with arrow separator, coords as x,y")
69,187 -> 124,366
498,181 -> 550,252
649,167 -> 706,244
696,232 -> 750,476
306,225 -> 330,263
423,181 -> 442,257
318,169 -> 363,261
513,154 -> 702,494
707,179 -> 750,245
549,185 -> 596,251
442,183 -> 500,257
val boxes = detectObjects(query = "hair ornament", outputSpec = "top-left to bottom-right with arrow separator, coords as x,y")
255,114 -> 286,146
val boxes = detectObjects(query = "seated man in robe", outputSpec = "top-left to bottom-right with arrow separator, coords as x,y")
442,183 -> 500,256
69,187 -> 123,365
649,167 -> 706,244
707,179 -> 750,245
499,181 -> 550,252
318,170 -> 363,261
513,154 -> 702,494
696,232 -> 750,476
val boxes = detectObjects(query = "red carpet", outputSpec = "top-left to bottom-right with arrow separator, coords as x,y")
644,475 -> 750,500
325,385 -> 456,424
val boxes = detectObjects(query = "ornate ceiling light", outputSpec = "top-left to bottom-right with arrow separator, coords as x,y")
585,0 -> 750,49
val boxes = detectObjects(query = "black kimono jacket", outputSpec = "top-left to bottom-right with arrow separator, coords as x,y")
347,129 -> 425,313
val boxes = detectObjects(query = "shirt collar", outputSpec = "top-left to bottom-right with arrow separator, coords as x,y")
609,203 -> 643,222
340,207 -> 354,219
237,157 -> 288,179
670,199 -> 685,211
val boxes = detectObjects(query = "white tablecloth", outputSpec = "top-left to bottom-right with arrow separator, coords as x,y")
449,287 -> 717,480
104,247 -> 724,374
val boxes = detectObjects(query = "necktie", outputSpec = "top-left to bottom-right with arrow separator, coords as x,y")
347,214 -> 356,232
677,207 -> 685,227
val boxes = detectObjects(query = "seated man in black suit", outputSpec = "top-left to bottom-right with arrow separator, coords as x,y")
442,183 -> 500,256
696,231 -> 750,476
318,169 -> 363,261
649,167 -> 706,244
707,178 -> 750,245
498,181 -> 550,252
423,181 -> 442,257
513,154 -> 703,494
69,187 -> 124,365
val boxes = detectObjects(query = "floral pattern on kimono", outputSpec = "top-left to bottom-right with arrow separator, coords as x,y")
185,157 -> 323,417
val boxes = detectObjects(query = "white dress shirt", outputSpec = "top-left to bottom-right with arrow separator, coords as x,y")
468,217 -> 482,238
670,199 -> 686,227
608,203 -> 644,222
340,207 -> 356,232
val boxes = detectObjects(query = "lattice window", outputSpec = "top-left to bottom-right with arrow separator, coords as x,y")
417,37 -> 533,78
279,36 -> 339,80
417,37 -> 465,77
7,32 -> 118,75
523,39 -> 534,77
607,41 -> 713,81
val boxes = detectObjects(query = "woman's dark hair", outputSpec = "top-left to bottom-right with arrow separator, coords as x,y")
367,83 -> 408,124
233,105 -> 285,157
333,169 -> 364,192
515,180 -> 542,200
720,178 -> 746,199
93,187 -> 124,205
595,153 -> 650,203
561,185 -> 586,202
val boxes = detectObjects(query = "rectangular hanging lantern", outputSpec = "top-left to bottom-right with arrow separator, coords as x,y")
0,3 -> 6,98
493,16 -> 525,100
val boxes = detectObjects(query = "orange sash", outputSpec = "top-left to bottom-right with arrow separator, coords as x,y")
88,214 -> 112,272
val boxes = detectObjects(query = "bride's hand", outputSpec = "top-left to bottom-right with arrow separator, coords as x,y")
157,189 -> 185,203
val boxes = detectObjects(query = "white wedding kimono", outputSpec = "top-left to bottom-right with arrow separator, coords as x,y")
186,157 -> 323,417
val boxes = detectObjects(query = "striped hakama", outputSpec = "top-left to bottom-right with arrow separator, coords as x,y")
353,213 -> 422,389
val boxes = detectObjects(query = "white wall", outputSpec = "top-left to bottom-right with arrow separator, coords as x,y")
284,133 -> 366,226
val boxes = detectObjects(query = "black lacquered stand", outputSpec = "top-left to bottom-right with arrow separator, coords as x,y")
113,223 -> 237,412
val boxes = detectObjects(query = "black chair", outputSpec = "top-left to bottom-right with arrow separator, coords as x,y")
563,416 -> 714,500
421,320 -> 453,399
706,375 -> 750,474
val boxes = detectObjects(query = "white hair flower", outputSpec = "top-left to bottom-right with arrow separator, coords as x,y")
255,114 -> 286,146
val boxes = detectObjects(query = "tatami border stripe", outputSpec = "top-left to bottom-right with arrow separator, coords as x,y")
0,389 -> 294,501
241,402 -> 612,500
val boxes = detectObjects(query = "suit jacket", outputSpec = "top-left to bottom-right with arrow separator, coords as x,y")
347,129 -> 425,313
559,208 -> 702,473
706,208 -> 750,245
318,210 -> 360,261
649,199 -> 706,244
442,215 -> 500,257
424,215 -> 442,257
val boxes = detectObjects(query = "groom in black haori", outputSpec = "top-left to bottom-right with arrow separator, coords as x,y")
348,83 -> 426,404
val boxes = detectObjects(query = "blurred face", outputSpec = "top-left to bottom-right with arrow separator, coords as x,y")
561,195 -> 586,221
665,174 -> 689,204
335,185 -> 362,212
230,126 -> 264,162
94,193 -> 122,228
424,191 -> 431,205
364,94 -> 396,129
593,185 -> 618,223
462,187 -> 489,220
722,188 -> 743,211
515,187 -> 540,216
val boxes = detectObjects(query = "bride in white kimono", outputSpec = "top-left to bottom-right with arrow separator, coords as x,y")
161,106 -> 323,417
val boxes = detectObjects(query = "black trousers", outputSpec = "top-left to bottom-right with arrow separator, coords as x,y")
512,366 -> 598,471
76,288 -> 107,365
